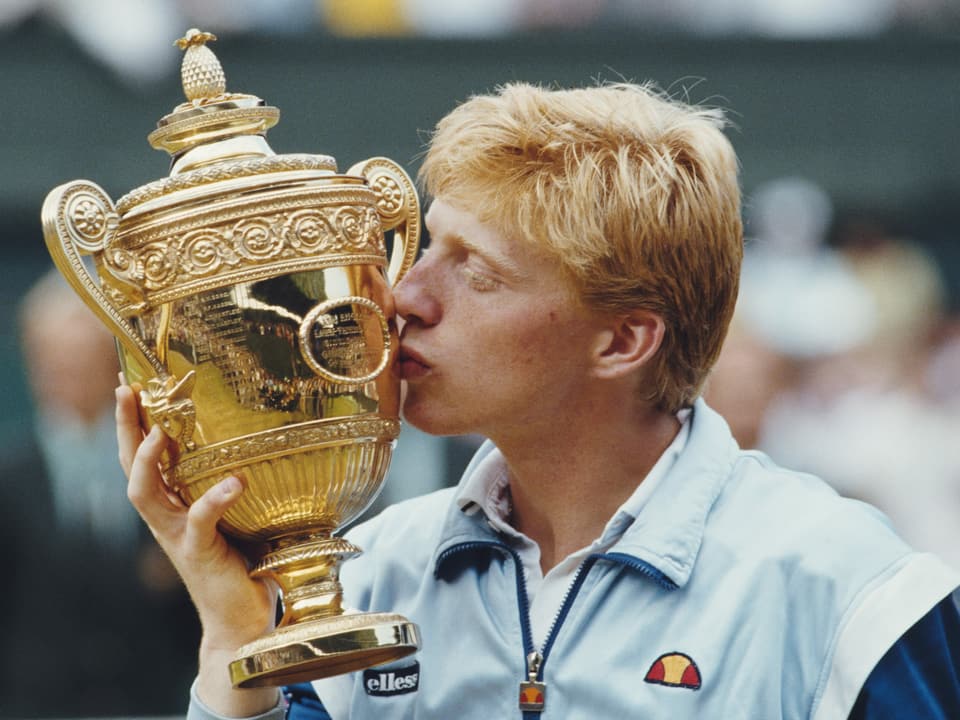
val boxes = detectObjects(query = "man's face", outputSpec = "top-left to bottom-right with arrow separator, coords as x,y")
393,198 -> 603,442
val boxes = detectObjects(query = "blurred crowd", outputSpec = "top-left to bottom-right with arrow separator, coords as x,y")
0,271 -> 200,717
706,176 -> 960,571
1,0 -> 959,84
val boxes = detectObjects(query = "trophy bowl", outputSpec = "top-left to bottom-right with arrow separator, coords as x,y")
40,29 -> 421,688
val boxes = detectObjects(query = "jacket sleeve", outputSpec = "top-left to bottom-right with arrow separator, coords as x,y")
284,683 -> 333,720
185,681 -> 286,720
848,593 -> 960,719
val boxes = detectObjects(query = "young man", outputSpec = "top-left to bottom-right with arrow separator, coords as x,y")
118,82 -> 960,719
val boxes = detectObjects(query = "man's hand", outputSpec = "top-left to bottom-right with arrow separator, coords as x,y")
116,384 -> 280,716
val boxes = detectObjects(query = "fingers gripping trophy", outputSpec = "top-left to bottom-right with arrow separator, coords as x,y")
41,29 -> 421,688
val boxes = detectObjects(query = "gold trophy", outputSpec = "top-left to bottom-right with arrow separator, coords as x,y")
40,30 -> 421,688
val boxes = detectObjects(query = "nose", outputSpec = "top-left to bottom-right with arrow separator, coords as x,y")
393,254 -> 441,327
393,255 -> 443,325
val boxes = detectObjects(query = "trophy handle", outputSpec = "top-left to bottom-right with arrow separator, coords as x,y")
41,180 -> 166,379
347,157 -> 421,284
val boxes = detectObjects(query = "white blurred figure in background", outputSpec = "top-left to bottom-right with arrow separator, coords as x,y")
709,177 -> 960,571
0,0 -> 317,85
737,176 -> 877,361
0,0 -> 182,85
400,0 -> 521,36
761,217 -> 960,571
18,268 -> 137,551
708,176 -> 875,452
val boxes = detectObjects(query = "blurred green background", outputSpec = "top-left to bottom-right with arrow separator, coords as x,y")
2,22 -> 960,441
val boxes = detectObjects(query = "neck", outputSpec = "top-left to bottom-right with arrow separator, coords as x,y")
492,401 -> 681,574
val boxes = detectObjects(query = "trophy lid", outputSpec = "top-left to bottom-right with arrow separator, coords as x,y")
148,28 -> 280,158
117,29 -> 337,216
43,27 -> 420,367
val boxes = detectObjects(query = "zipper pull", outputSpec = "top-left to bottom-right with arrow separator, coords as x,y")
519,651 -> 547,712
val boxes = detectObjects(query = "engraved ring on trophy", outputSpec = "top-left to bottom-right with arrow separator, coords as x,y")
299,296 -> 392,385
41,28 -> 422,688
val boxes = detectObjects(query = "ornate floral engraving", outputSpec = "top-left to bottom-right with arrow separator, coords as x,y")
105,202 -> 385,297
181,230 -> 231,274
285,209 -> 335,250
141,243 -> 178,286
63,189 -> 119,252
236,218 -> 283,260
71,199 -> 106,237
370,174 -> 403,216
347,157 -> 420,282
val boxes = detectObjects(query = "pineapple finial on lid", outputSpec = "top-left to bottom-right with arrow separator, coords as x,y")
175,29 -> 226,103
148,29 -> 280,158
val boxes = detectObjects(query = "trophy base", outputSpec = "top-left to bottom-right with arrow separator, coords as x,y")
229,612 -> 420,688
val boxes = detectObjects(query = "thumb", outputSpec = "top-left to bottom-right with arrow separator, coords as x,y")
183,475 -> 245,556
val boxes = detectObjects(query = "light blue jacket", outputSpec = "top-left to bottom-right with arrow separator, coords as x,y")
188,400 -> 958,719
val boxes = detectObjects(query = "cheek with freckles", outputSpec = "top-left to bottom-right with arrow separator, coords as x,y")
498,311 -> 570,372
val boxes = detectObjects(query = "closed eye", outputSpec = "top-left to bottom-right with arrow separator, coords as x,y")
462,265 -> 500,291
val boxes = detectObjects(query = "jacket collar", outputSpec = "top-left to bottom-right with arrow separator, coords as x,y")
432,398 -> 738,589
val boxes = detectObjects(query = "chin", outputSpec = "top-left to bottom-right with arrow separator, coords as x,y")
400,398 -> 471,438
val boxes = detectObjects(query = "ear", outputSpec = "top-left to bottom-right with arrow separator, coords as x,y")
590,310 -> 665,380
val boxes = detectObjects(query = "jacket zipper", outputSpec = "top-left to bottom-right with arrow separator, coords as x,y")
517,552 -> 602,719
436,541 -> 577,718
437,541 -> 677,718
517,550 -> 675,718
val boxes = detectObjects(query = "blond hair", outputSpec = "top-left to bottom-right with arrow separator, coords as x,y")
420,82 -> 743,413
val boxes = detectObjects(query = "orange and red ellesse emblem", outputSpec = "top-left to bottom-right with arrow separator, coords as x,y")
520,685 -> 544,705
644,652 -> 702,690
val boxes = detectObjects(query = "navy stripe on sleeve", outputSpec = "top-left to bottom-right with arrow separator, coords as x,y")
849,593 -> 960,719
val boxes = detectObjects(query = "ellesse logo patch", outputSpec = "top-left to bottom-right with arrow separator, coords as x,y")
363,662 -> 420,697
644,652 -> 702,690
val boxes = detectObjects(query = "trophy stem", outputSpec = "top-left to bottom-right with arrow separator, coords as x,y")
253,534 -> 359,626
229,535 -> 420,688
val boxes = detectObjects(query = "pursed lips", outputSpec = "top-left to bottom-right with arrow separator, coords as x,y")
397,343 -> 431,380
